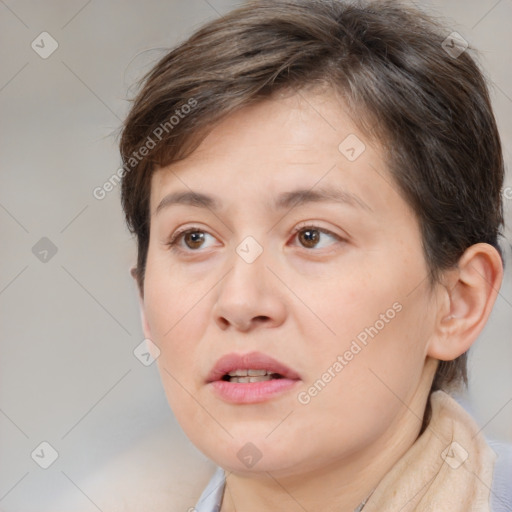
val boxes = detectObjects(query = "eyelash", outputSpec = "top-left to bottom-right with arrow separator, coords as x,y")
166,223 -> 344,254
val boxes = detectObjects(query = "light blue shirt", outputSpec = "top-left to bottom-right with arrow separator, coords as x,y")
488,440 -> 512,512
194,466 -> 225,512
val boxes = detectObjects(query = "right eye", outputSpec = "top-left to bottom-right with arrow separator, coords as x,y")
166,227 -> 218,253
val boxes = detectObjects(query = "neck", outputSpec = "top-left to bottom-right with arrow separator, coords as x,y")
221,460 -> 380,512
220,360 -> 437,512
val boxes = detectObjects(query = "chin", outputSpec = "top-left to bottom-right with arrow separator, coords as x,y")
199,435 -> 309,476
214,454 -> 298,476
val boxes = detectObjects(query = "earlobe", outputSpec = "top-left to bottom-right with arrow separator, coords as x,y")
129,266 -> 152,341
139,306 -> 153,342
427,243 -> 503,361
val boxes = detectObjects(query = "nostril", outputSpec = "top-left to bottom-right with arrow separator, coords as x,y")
218,318 -> 230,328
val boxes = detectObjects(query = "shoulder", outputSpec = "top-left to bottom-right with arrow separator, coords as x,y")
488,439 -> 512,512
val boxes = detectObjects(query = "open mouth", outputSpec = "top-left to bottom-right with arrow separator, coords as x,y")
221,370 -> 285,383
207,352 -> 301,404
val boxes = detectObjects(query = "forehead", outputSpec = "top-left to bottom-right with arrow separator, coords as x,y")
149,89 -> 403,221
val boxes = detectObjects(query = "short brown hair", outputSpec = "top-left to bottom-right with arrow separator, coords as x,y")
119,0 -> 505,396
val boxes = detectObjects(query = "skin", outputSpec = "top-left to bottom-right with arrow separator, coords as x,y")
135,88 -> 503,512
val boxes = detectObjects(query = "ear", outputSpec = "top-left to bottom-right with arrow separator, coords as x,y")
130,266 -> 152,341
427,243 -> 504,361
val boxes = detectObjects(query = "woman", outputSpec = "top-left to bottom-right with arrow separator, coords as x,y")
119,1 -> 511,510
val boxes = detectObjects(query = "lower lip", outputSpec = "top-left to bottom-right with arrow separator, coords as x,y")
209,378 -> 300,404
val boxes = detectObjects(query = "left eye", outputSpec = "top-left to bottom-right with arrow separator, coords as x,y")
291,225 -> 341,250
166,225 -> 341,253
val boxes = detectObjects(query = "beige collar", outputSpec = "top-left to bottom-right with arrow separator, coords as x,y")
364,390 -> 496,511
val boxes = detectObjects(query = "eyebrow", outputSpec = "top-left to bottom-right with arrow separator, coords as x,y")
155,185 -> 373,215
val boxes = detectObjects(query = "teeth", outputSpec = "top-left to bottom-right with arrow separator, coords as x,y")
228,375 -> 273,383
228,369 -> 246,377
224,369 -> 281,383
248,369 -> 268,376
228,369 -> 270,377
249,375 -> 272,382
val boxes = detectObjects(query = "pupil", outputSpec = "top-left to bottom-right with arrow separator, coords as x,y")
300,229 -> 319,248
186,232 -> 204,248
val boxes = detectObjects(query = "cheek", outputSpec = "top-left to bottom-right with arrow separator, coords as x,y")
300,258 -> 432,398
293,307 -> 429,456
143,271 -> 207,423
143,261 -> 206,369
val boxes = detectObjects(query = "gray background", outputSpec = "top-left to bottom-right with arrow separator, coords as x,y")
0,1 -> 511,511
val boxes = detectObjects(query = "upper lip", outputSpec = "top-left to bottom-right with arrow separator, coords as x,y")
206,351 -> 301,382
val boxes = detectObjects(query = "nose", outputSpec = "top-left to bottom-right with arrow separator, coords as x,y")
212,246 -> 287,332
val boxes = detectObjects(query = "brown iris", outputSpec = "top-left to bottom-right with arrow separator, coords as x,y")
298,228 -> 320,249
184,231 -> 205,249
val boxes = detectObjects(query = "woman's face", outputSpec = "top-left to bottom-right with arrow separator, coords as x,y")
140,89 -> 441,477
